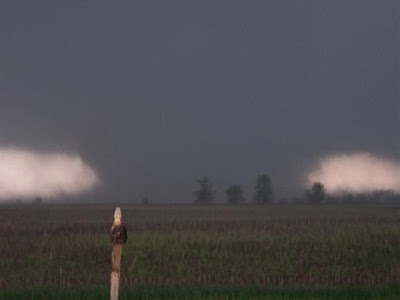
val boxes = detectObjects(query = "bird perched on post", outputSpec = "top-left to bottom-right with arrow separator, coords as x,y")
110,207 -> 127,300
110,207 -> 127,244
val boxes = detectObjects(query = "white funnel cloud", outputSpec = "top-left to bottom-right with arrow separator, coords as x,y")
0,147 -> 99,200
307,153 -> 400,194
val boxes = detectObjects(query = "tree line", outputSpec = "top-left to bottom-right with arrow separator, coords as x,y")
194,174 -> 274,204
194,176 -> 400,204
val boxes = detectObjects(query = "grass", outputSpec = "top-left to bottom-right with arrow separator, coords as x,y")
1,285 -> 400,299
1,203 -> 400,298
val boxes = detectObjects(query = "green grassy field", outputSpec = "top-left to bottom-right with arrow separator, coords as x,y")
1,204 -> 400,299
2,285 -> 400,299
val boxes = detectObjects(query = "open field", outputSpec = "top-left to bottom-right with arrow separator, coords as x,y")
1,203 -> 400,298
2,285 -> 400,300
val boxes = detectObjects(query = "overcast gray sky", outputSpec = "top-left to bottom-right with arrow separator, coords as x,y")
0,1 -> 398,203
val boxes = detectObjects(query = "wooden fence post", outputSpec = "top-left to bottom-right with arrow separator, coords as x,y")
110,207 -> 127,300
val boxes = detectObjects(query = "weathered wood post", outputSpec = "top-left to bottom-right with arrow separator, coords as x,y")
110,207 -> 127,300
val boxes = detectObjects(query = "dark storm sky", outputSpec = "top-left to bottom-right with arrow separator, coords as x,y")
0,1 -> 398,202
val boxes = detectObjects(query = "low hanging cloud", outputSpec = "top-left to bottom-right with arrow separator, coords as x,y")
307,153 -> 400,194
0,147 -> 99,201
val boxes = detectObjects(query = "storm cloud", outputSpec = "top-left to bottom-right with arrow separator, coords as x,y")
0,1 -> 398,202
307,153 -> 400,194
0,147 -> 99,201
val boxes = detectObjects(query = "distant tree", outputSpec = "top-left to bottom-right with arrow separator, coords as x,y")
32,197 -> 42,205
194,177 -> 215,204
226,185 -> 245,204
253,174 -> 274,204
142,196 -> 149,205
305,182 -> 326,204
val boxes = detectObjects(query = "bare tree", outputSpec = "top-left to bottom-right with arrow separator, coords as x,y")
253,174 -> 274,204
305,182 -> 326,204
194,177 -> 215,204
226,185 -> 245,204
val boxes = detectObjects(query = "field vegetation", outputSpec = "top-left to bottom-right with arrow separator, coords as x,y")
1,203 -> 400,298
